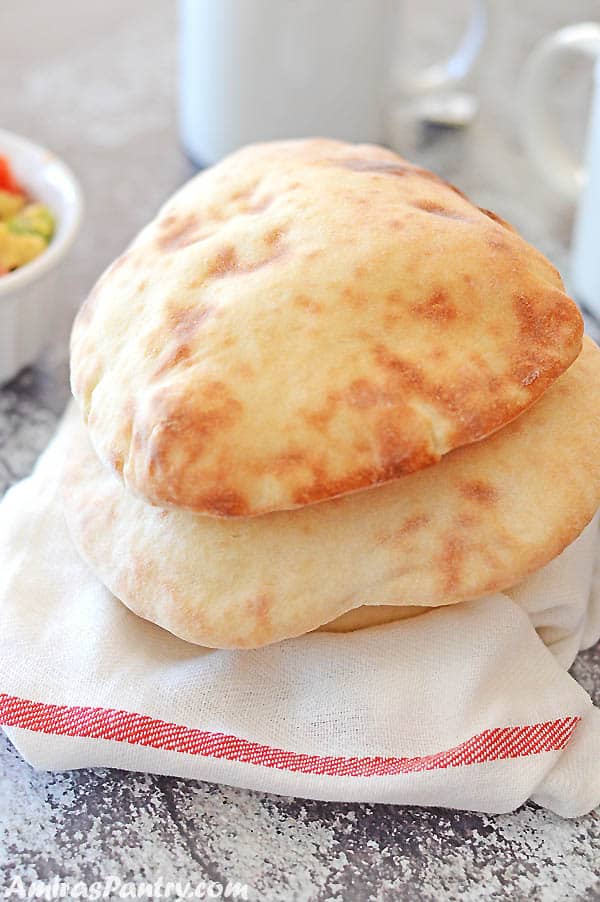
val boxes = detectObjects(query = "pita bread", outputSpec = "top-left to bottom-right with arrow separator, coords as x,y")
63,338 -> 600,649
318,605 -> 427,633
70,139 -> 582,517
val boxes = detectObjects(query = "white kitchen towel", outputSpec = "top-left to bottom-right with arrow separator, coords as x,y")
0,415 -> 599,817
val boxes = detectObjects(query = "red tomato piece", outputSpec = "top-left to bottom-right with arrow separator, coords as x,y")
0,156 -> 24,195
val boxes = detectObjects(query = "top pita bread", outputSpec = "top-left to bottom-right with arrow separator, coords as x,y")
70,139 -> 582,516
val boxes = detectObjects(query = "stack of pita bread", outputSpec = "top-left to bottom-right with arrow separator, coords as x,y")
64,139 -> 600,649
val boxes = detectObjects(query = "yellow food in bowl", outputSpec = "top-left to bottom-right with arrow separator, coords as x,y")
0,155 -> 55,275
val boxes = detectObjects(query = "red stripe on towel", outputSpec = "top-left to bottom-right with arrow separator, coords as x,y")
0,693 -> 579,777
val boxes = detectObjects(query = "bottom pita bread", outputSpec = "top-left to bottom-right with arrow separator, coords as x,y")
318,605 -> 428,632
62,338 -> 600,648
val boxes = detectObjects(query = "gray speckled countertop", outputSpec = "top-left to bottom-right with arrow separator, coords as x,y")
1,2 -> 600,898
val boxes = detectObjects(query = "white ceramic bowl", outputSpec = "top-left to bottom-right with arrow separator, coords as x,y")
0,129 -> 83,384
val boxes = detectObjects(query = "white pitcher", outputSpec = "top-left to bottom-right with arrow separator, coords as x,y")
520,22 -> 600,319
179,0 -> 488,166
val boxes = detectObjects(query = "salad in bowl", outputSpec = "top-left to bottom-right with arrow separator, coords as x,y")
0,155 -> 55,275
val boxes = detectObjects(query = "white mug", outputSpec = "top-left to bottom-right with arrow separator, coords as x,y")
520,22 -> 600,318
179,0 -> 488,167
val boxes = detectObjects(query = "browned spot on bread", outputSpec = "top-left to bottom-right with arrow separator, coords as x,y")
207,243 -> 286,279
486,373 -> 502,392
396,514 -> 430,537
461,480 -> 499,504
342,287 -> 368,308
430,347 -> 448,362
194,488 -> 249,517
230,185 -> 256,204
412,289 -> 458,322
157,213 -> 201,252
294,295 -> 323,314
293,465 -> 381,507
377,418 -> 435,475
207,245 -> 238,277
412,199 -> 469,220
269,450 -> 306,475
479,207 -> 515,231
389,219 -> 404,231
144,306 -> 214,365
110,451 -> 124,475
375,347 -> 426,390
513,290 -> 581,345
139,382 -> 245,509
344,379 -> 384,408
383,311 -> 402,329
303,393 -> 340,431
247,593 -> 273,629
233,361 -> 255,379
153,342 -> 193,377
480,543 -> 506,572
374,345 -> 520,448
510,292 -> 583,396
379,329 -> 576,450
510,358 -> 548,390
487,236 -> 513,253
170,305 -> 214,339
265,226 -> 286,246
440,534 -> 466,595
